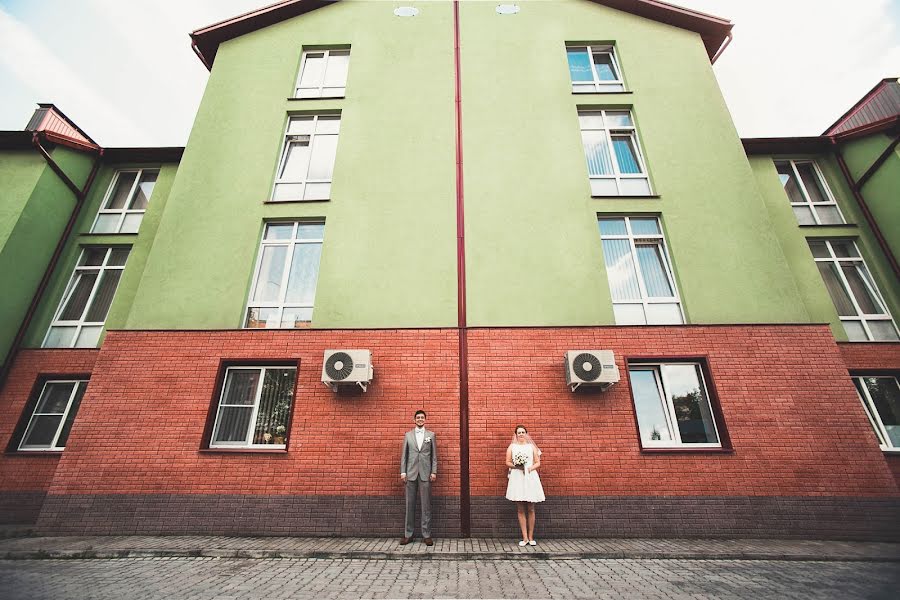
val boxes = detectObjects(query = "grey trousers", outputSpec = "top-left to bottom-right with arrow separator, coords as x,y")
404,478 -> 432,538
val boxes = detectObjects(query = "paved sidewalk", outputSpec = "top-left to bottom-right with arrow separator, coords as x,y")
1,534 -> 898,562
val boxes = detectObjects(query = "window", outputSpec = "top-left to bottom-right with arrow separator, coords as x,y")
809,240 -> 899,341
629,362 -> 721,449
598,217 -> 683,325
43,247 -> 130,348
210,366 -> 297,449
91,169 -> 159,234
854,376 -> 900,451
18,380 -> 88,451
567,45 -> 625,93
272,115 -> 340,202
775,160 -> 844,225
294,49 -> 350,98
580,110 -> 650,196
245,222 -> 324,329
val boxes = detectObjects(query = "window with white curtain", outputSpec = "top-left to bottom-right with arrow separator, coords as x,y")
294,48 -> 350,98
808,240 -> 898,341
271,115 -> 340,202
566,44 -> 625,93
775,160 -> 845,225
598,216 -> 683,325
43,247 -> 130,348
17,379 -> 88,451
580,110 -> 650,196
245,221 -> 324,329
628,362 -> 721,448
853,376 -> 900,451
210,366 -> 297,448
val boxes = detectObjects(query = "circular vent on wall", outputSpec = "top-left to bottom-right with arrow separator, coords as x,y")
573,353 -> 602,381
325,352 -> 354,380
394,7 -> 419,17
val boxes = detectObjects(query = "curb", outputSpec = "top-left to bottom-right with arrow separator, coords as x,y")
3,549 -> 899,562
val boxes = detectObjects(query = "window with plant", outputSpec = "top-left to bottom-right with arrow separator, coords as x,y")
210,366 -> 297,448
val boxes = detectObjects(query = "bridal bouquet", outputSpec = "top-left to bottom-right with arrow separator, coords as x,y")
511,450 -> 529,471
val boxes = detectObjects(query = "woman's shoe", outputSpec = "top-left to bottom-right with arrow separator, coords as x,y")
528,540 -> 537,546
518,540 -> 528,547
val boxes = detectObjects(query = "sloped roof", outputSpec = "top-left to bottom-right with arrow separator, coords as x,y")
823,78 -> 900,136
190,0 -> 733,69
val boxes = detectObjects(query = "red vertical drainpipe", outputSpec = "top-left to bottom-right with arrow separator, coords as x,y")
0,134 -> 103,392
453,0 -> 471,537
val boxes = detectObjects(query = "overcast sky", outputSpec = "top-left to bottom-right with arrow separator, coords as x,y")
1,0 -> 898,147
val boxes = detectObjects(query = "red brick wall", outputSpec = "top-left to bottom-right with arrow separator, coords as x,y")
46,330 -> 460,499
468,326 -> 899,500
838,341 -> 900,485
0,349 -> 98,492
0,349 -> 98,523
838,342 -> 900,371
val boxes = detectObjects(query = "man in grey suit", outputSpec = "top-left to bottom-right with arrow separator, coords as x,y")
400,410 -> 437,545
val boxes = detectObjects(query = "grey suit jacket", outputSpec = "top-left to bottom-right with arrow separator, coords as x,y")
400,429 -> 437,481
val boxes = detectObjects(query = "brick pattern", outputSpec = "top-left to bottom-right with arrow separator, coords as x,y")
471,496 -> 900,541
467,326 -> 898,499
0,491 -> 47,524
39,330 -> 460,520
36,494 -> 461,537
838,341 -> 900,486
10,326 -> 900,538
0,349 -> 98,523
837,341 -> 900,371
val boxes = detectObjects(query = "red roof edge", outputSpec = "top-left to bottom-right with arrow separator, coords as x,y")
34,103 -> 99,146
831,115 -> 900,141
189,0 -> 733,70
190,0 -> 332,71
822,78 -> 898,136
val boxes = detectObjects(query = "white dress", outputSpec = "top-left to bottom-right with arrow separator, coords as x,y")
505,443 -> 545,503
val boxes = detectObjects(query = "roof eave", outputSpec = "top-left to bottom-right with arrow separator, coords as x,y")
741,136 -> 833,155
189,0 -> 733,70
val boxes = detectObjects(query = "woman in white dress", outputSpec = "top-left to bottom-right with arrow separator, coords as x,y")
505,425 -> 545,546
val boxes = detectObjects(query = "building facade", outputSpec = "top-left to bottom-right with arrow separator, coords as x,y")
0,0 -> 898,540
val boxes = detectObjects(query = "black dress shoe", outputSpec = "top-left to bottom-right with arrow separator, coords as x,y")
424,537 -> 433,546
400,537 -> 411,545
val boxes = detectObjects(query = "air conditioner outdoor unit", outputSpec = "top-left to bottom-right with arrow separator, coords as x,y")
322,349 -> 374,392
564,350 -> 620,392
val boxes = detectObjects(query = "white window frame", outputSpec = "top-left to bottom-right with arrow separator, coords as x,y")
853,376 -> 900,453
294,48 -> 350,98
270,115 -> 340,202
18,379 -> 88,452
43,247 -> 130,348
599,216 -> 684,325
810,239 -> 899,341
629,362 -> 721,449
774,159 -> 845,225
567,44 -> 626,93
579,110 -> 651,196
90,168 -> 159,234
209,366 -> 297,449
244,221 -> 325,329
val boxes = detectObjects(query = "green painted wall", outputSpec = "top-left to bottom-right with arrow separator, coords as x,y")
24,161 -> 180,348
840,134 -> 900,261
126,0 -> 458,329
750,152 -> 900,340
0,146 -> 93,362
461,0 -> 807,326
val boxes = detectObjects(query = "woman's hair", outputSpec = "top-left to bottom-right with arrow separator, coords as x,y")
510,426 -> 541,456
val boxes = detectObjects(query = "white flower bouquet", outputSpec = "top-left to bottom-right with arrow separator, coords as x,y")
512,450 -> 529,471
